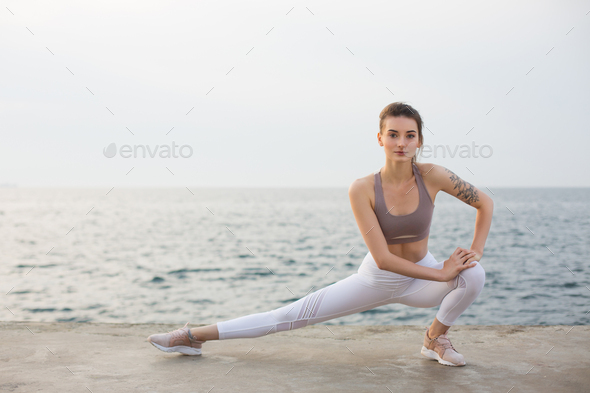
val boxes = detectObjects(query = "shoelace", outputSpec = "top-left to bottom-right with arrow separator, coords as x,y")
435,335 -> 457,352
165,324 -> 196,343
168,328 -> 187,339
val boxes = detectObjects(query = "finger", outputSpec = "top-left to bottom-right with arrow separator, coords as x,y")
462,261 -> 477,269
463,256 -> 475,264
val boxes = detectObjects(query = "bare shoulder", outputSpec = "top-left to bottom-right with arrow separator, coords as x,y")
417,162 -> 466,181
414,162 -> 437,177
348,171 -> 390,266
416,162 -> 464,188
415,162 -> 442,187
348,171 -> 377,208
349,171 -> 377,191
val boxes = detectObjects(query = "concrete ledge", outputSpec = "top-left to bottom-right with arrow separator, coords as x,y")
1,322 -> 589,392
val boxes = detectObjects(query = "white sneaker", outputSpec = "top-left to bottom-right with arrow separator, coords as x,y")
147,322 -> 205,356
421,327 -> 466,366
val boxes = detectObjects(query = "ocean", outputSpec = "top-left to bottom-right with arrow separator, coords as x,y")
1,187 -> 588,327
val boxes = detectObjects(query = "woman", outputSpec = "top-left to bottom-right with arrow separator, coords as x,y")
147,102 -> 493,367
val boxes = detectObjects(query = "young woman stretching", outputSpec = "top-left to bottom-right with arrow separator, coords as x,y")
147,102 -> 493,367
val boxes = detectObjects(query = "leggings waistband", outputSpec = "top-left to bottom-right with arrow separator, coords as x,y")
357,250 -> 438,292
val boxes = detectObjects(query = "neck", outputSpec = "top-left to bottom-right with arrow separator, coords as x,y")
381,161 -> 414,187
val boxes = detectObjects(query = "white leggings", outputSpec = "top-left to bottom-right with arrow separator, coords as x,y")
217,250 -> 486,340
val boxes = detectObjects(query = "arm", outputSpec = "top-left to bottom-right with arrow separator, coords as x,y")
470,201 -> 493,255
429,164 -> 494,256
378,251 -> 445,281
348,179 -> 445,282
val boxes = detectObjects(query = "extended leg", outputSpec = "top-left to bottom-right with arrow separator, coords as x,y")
215,273 -> 396,340
190,323 -> 219,341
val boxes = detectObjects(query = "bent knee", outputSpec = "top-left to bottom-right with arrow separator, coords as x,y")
459,262 -> 486,293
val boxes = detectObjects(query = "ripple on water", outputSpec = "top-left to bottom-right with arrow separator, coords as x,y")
167,268 -> 223,274
3,187 -> 589,325
25,307 -> 73,313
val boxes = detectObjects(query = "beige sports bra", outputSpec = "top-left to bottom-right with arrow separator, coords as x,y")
373,163 -> 434,244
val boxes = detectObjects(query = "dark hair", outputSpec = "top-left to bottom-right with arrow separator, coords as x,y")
379,102 -> 424,164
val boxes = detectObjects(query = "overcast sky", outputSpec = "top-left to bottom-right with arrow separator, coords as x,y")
1,0 -> 589,188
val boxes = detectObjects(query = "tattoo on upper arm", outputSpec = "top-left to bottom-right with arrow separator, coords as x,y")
444,168 -> 480,205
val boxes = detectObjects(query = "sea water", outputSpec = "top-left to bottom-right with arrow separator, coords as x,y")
1,187 -> 588,326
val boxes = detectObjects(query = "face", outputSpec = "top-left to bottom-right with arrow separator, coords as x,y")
378,116 -> 421,161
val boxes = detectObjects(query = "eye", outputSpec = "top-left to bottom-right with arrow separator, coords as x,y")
389,134 -> 396,137
408,134 -> 415,138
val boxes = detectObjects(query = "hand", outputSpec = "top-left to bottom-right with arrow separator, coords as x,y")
439,247 -> 479,282
464,249 -> 482,264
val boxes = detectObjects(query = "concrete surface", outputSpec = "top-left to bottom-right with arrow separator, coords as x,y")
1,321 -> 588,392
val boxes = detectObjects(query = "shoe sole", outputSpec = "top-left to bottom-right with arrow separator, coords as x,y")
421,346 -> 466,367
148,340 -> 202,356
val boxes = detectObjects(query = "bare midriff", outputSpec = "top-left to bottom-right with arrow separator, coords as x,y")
387,236 -> 430,263
368,162 -> 439,264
